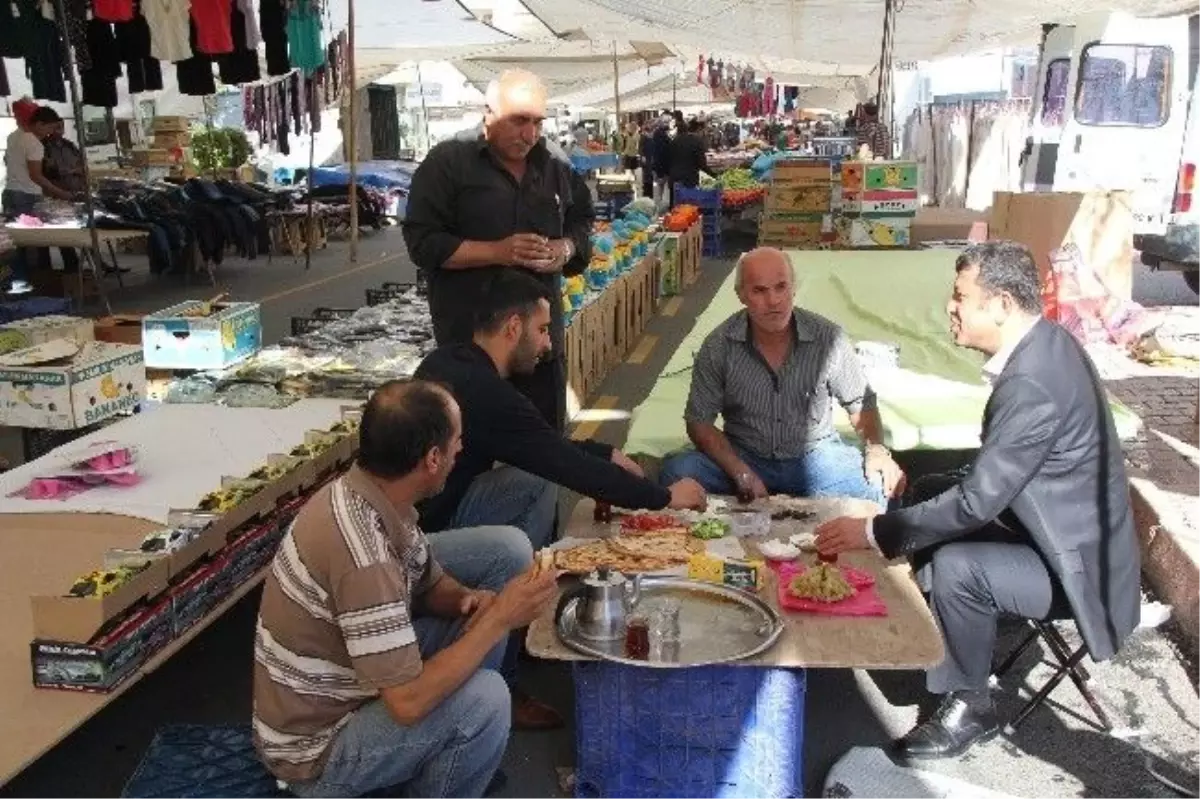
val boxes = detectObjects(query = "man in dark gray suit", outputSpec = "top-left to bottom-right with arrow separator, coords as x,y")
816,241 -> 1140,760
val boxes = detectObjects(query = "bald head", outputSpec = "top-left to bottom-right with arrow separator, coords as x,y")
484,70 -> 547,164
357,380 -> 461,481
735,248 -> 796,335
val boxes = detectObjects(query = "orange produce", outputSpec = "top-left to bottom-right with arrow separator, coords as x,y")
663,204 -> 701,232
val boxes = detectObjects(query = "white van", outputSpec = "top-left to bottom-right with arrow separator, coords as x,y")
1021,11 -> 1199,293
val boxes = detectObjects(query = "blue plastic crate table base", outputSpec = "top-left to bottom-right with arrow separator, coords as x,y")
574,662 -> 805,798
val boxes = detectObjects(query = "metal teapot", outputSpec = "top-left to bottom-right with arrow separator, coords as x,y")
572,567 -> 642,641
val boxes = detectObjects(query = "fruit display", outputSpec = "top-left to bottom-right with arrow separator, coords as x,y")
663,204 -> 700,232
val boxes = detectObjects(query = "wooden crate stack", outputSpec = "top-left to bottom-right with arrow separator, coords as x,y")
834,160 -> 920,248
757,159 -> 836,249
129,116 -> 191,169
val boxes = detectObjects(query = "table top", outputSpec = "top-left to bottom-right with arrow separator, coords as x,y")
527,498 -> 945,670
2,227 -> 148,248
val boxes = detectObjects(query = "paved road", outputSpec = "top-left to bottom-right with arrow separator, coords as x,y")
1132,256 -> 1197,307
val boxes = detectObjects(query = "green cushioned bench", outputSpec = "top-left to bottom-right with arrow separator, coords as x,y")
625,249 -> 1141,458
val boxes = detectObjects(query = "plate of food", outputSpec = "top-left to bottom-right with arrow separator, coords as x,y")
553,532 -> 700,575
617,512 -> 690,536
774,561 -> 887,616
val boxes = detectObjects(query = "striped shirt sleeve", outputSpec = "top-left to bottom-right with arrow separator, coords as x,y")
685,336 -> 726,425
827,329 -> 878,415
330,562 -> 423,689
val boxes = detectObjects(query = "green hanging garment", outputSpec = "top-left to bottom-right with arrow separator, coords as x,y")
287,0 -> 325,75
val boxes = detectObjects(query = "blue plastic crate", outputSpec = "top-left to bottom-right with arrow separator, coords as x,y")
122,724 -> 287,798
674,185 -> 723,210
573,662 -> 805,798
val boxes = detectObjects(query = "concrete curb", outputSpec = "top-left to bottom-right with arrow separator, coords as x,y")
1130,476 -> 1199,661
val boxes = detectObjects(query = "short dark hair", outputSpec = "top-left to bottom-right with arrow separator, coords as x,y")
357,380 -> 455,478
31,107 -> 61,124
955,240 -> 1043,315
473,267 -> 552,334
862,102 -> 878,117
687,119 -> 703,133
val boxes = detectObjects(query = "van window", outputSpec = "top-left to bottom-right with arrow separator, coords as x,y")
1041,59 -> 1071,126
1075,43 -> 1172,127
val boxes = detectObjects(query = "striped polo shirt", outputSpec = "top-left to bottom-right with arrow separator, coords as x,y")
684,308 -> 877,460
252,466 -> 443,783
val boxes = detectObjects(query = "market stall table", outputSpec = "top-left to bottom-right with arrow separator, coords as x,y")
0,400 -> 352,788
527,497 -> 943,797
2,227 -> 148,315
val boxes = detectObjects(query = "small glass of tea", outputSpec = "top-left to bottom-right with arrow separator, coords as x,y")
593,501 -> 613,523
624,615 -> 650,660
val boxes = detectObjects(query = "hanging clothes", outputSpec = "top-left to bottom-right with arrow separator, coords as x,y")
286,0 -> 324,75
113,9 -> 165,93
0,0 -> 26,58
191,0 -> 234,55
0,61 -> 8,97
175,20 -> 216,95
237,0 -> 261,48
24,7 -> 67,102
258,0 -> 289,76
275,79 -> 290,155
93,0 -> 135,22
143,0 -> 192,63
81,19 -> 121,107
218,0 -> 261,84
61,0 -> 92,72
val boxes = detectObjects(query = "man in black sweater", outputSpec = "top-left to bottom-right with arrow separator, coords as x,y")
415,269 -> 707,550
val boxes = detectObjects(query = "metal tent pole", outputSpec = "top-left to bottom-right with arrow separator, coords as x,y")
347,0 -> 358,262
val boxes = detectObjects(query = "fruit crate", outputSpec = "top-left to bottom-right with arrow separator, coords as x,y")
573,662 -> 805,797
674,185 -> 723,210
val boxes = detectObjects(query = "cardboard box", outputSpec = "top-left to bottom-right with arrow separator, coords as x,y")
911,207 -> 989,244
989,190 -> 1133,300
764,185 -> 832,214
0,315 -> 95,355
152,131 -> 191,150
129,148 -> 172,167
758,214 -> 834,247
30,556 -> 171,645
841,160 -> 919,192
143,301 -> 262,370
770,159 -> 834,187
0,340 -> 145,429
840,189 -> 920,215
833,214 -> 914,248
151,116 -> 189,133
93,315 -> 144,346
31,597 -> 173,692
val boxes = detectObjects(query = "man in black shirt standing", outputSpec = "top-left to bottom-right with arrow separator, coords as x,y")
403,69 -> 592,432
415,269 -> 707,548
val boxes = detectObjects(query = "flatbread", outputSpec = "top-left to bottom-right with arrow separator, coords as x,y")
606,533 -> 702,562
554,540 -> 677,574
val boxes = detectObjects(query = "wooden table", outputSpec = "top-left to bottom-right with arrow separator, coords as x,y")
2,227 -> 148,315
528,497 -> 944,670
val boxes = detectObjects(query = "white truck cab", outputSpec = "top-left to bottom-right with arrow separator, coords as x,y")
1021,11 -> 1199,293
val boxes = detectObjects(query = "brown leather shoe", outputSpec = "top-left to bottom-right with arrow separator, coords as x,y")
512,690 -> 564,730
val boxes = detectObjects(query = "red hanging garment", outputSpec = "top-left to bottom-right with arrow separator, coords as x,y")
93,0 -> 134,22
191,0 -> 235,54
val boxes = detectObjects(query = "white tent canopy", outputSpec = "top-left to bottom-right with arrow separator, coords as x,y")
513,0 -> 1198,66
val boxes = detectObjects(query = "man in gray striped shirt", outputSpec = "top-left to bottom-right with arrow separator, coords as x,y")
253,380 -> 560,798
660,247 -> 905,504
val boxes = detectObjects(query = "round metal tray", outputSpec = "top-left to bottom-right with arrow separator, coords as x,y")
555,576 -> 784,668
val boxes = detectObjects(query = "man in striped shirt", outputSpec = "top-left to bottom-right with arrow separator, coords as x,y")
855,102 -> 892,160
660,247 -> 905,504
253,380 -> 560,798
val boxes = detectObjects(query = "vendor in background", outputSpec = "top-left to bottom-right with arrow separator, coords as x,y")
660,247 -> 906,505
620,120 -> 640,181
855,102 -> 892,159
38,110 -> 84,276
638,121 -> 655,199
403,68 -> 593,433
668,118 -> 708,199
649,115 -> 672,208
2,101 -> 74,294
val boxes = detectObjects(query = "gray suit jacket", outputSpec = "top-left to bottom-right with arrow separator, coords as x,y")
874,318 -> 1141,661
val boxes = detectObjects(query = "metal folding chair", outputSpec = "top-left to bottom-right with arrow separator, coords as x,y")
992,617 -> 1113,735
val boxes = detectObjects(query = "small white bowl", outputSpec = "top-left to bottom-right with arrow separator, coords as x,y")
758,540 -> 801,561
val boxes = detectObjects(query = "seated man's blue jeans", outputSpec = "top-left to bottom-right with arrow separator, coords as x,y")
450,465 -> 558,550
659,436 -> 886,506
289,525 -> 530,799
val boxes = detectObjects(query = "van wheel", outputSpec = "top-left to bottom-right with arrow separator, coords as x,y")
1186,271 -> 1199,295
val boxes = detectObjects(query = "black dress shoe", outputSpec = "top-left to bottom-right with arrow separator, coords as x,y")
894,693 -> 999,760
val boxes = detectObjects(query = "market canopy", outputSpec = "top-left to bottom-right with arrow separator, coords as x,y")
450,39 -> 677,97
511,0 -> 1199,65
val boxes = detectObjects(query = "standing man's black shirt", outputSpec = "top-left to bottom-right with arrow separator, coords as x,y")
669,132 -> 708,189
414,343 -> 671,532
403,133 -> 594,428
